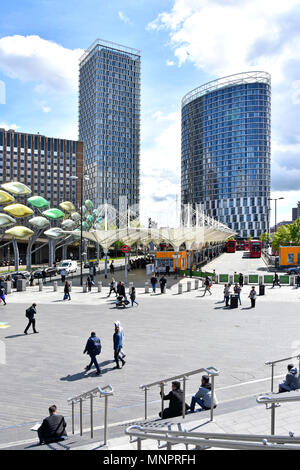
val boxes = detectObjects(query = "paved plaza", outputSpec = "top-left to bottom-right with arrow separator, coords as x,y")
0,251 -> 300,449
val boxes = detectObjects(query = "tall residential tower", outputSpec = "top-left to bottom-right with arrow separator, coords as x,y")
79,39 -> 141,214
181,71 -> 271,238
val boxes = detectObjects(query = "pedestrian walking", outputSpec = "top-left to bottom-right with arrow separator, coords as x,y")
159,275 -> 167,294
61,268 -> 66,284
203,276 -> 212,296
223,284 -> 230,307
234,283 -> 242,305
113,323 -> 125,369
272,271 -> 281,288
0,287 -> 6,305
107,278 -> 117,297
239,273 -> 244,288
166,265 -> 170,276
150,275 -> 158,293
296,274 -> 300,289
110,261 -> 115,275
114,321 -> 126,361
24,303 -> 38,334
130,286 -> 139,307
248,286 -> 257,308
63,281 -> 71,301
83,332 -> 101,375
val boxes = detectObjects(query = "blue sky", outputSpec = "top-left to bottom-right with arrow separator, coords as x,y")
0,0 -> 300,227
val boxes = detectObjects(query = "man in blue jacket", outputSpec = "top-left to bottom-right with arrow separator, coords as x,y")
113,324 -> 125,369
84,332 -> 101,376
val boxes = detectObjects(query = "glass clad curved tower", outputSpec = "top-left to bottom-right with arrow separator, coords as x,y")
181,71 -> 271,238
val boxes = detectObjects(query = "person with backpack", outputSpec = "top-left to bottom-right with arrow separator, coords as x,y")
63,281 -> 71,301
24,303 -> 38,335
203,276 -> 212,296
83,331 -> 101,375
234,283 -> 242,306
113,323 -> 125,369
0,287 -> 7,305
130,286 -> 139,307
248,286 -> 257,308
107,278 -> 118,297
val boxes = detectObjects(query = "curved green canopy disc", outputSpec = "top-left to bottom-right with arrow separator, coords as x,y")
0,190 -> 15,205
4,204 -> 34,218
5,226 -> 34,240
0,213 -> 16,227
59,201 -> 76,212
85,200 -> 93,210
44,228 -> 65,240
28,216 -> 50,229
2,182 -> 31,196
71,212 -> 81,222
43,208 -> 65,220
27,196 -> 49,209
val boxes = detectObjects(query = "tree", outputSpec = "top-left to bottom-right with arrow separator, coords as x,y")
259,232 -> 271,245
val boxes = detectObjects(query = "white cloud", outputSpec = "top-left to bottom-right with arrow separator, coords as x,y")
148,0 -> 300,225
166,60 -> 175,66
0,122 -> 19,131
0,35 -> 83,93
118,11 -> 131,24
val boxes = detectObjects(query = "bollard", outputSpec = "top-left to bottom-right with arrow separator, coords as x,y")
229,274 -> 234,285
187,281 -> 191,292
53,281 -> 58,292
129,282 -> 133,294
17,279 -> 26,292
290,276 -> 295,286
178,283 -> 183,294
4,281 -> 11,295
145,282 -> 149,293
195,279 -> 199,290
259,276 -> 263,285
98,281 -> 102,293
83,284 -> 87,293
69,281 -> 72,292
244,275 -> 249,285
39,281 -> 43,292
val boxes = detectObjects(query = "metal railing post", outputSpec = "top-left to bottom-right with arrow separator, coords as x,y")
271,405 -> 276,436
137,437 -> 142,450
90,394 -> 93,439
211,374 -> 215,422
271,363 -> 274,392
144,387 -> 148,420
80,398 -> 83,436
104,395 -> 108,445
182,377 -> 186,419
161,383 -> 164,419
72,401 -> 75,434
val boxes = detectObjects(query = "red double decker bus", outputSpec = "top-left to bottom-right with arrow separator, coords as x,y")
250,240 -> 262,258
226,240 -> 236,253
243,240 -> 249,251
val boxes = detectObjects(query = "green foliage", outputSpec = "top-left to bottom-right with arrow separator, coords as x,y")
259,232 -> 271,243
272,218 -> 300,251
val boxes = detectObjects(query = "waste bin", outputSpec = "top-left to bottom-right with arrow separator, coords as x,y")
230,294 -> 239,309
259,284 -> 265,296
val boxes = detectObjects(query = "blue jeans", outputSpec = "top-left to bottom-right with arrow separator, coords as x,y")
190,396 -> 208,412
87,355 -> 100,374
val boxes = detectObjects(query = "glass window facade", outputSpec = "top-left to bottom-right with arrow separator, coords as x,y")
181,71 -> 271,238
79,39 -> 141,213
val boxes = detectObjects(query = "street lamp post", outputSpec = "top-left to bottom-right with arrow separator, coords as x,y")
70,175 -> 90,286
269,197 -> 285,233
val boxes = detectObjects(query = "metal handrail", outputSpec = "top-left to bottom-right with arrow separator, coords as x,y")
68,385 -> 113,444
257,391 -> 300,436
125,425 -> 300,450
140,367 -> 220,421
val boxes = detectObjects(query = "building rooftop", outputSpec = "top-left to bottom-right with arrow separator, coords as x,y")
79,38 -> 141,66
182,71 -> 271,108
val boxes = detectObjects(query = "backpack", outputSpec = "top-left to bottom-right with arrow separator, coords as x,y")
25,307 -> 32,318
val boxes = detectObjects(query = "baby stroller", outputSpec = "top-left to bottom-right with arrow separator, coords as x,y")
116,295 -> 130,308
